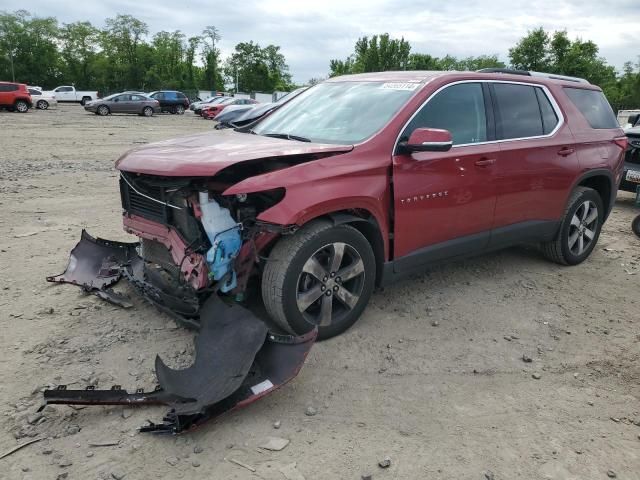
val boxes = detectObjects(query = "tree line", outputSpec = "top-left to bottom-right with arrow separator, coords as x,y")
330,30 -> 640,111
0,10 -> 294,96
1,9 -> 638,110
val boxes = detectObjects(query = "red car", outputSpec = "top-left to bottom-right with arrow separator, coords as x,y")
48,69 -> 626,432
0,81 -> 32,112
201,97 -> 258,119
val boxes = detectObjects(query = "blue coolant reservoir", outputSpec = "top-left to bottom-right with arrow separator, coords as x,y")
199,191 -> 242,292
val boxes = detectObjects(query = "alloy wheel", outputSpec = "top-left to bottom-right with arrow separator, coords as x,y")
16,101 -> 28,112
296,242 -> 366,327
568,200 -> 598,256
37,100 -> 48,110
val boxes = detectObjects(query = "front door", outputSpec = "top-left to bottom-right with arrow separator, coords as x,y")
54,86 -> 74,101
392,82 -> 498,271
111,94 -> 130,113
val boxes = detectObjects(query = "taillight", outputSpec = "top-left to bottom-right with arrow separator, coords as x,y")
614,136 -> 629,150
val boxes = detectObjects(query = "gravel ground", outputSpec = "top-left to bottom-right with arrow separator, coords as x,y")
1,105 -> 639,480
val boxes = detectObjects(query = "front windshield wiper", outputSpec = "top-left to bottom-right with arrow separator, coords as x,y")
262,132 -> 311,142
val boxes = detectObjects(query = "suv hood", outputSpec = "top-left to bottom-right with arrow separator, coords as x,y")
116,130 -> 353,176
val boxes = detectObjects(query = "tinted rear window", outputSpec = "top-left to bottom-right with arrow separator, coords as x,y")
493,83 -> 543,139
564,87 -> 618,129
0,84 -> 18,92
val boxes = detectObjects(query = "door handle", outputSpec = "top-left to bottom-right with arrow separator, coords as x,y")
558,147 -> 575,157
474,158 -> 496,167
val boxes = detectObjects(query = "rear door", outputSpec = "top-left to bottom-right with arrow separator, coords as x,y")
392,81 -> 498,269
130,94 -> 147,113
490,82 -> 579,244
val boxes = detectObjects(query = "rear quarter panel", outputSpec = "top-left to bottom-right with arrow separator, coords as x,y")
558,85 -> 625,186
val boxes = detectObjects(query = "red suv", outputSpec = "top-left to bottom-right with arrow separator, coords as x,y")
0,82 -> 32,112
53,70 -> 627,340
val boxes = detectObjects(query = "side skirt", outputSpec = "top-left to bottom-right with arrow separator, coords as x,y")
380,220 -> 560,286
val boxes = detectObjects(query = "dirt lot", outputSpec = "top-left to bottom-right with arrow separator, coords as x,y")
0,105 -> 639,480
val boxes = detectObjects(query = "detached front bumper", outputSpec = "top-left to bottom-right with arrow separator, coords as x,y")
45,230 -> 316,434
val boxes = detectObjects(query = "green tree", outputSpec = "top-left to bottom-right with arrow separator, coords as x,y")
201,26 -> 223,91
0,10 -> 60,85
101,14 -> 149,90
224,41 -> 293,92
59,21 -> 100,88
508,27 -> 551,71
330,33 -> 411,76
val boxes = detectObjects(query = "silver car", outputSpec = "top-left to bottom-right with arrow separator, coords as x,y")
84,93 -> 160,117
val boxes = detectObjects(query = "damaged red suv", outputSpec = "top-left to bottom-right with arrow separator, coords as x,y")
54,69 -> 626,339
47,70 -> 626,432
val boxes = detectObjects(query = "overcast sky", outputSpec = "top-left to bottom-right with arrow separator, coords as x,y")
17,0 -> 639,83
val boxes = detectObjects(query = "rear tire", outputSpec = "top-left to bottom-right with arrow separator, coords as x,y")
176,105 -> 185,114
541,186 -> 603,265
632,214 -> 640,239
97,105 -> 109,116
262,220 -> 376,340
142,106 -> 153,117
81,97 -> 90,106
36,100 -> 49,110
15,100 -> 29,113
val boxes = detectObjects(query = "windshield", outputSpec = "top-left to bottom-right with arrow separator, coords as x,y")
207,97 -> 226,104
252,81 -> 419,144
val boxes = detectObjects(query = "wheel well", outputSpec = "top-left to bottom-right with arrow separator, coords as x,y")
323,210 -> 385,287
578,175 -> 611,216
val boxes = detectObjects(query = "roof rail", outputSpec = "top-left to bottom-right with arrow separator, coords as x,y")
477,68 -> 589,84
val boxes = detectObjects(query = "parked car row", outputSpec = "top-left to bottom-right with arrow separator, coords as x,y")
200,97 -> 259,119
83,90 -> 192,117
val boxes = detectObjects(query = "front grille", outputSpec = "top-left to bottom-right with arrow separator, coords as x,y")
120,175 -> 169,223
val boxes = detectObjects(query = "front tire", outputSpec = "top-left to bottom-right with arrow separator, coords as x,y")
541,186 -> 603,265
36,100 -> 49,110
262,220 -> 376,340
97,105 -> 109,116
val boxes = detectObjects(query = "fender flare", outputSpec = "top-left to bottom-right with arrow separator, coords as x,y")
569,168 -> 615,220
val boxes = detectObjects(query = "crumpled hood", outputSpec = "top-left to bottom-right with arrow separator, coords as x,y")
116,129 -> 353,176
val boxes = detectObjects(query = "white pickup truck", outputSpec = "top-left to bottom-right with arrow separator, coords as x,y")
42,86 -> 99,105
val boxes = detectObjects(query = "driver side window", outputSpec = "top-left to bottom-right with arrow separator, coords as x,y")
402,83 -> 487,146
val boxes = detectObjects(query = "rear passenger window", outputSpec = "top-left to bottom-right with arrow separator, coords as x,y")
402,82 -> 487,146
564,87 -> 618,129
535,88 -> 559,134
0,84 -> 18,92
493,84 -> 543,139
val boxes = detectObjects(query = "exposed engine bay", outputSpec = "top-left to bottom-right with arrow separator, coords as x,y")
44,171 -> 315,434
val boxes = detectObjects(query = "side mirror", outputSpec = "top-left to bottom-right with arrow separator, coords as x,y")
114,98 -> 119,102
400,128 -> 453,153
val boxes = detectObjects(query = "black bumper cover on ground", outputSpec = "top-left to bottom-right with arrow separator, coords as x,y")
43,230 -> 316,434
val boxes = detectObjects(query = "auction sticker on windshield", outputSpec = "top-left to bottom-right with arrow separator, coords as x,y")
381,82 -> 420,91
